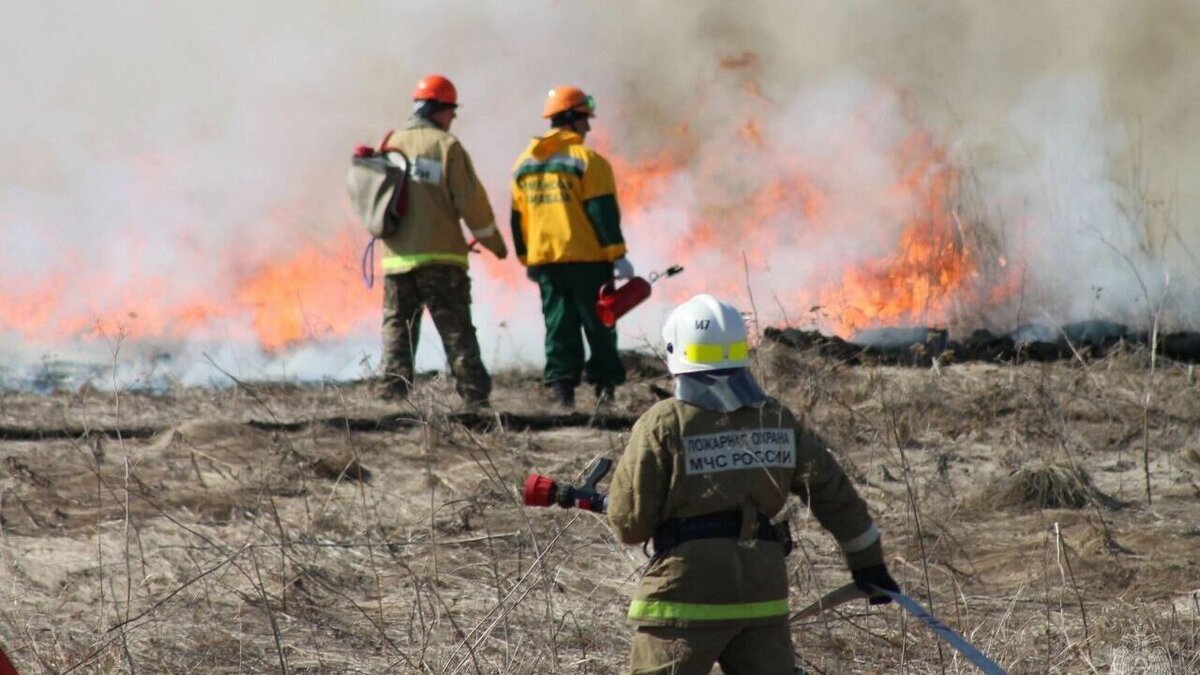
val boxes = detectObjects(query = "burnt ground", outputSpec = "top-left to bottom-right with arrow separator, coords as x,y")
0,345 -> 1198,674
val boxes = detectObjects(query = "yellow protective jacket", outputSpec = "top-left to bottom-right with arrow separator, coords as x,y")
377,116 -> 506,275
607,397 -> 883,628
510,129 -> 626,266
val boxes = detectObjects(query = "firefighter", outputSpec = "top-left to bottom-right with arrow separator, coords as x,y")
607,294 -> 900,674
510,85 -> 633,408
376,74 -> 507,406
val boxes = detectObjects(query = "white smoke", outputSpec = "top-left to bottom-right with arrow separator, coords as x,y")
1,1 -> 1196,387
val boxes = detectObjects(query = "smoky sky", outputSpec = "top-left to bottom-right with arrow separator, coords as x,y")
2,0 -> 1196,382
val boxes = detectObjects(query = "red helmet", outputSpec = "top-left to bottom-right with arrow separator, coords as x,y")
412,74 -> 457,106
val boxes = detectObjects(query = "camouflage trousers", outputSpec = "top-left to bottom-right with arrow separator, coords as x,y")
627,622 -> 796,674
381,264 -> 491,403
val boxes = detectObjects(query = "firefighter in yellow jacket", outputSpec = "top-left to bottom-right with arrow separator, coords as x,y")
511,86 -> 633,408
608,295 -> 900,674
377,74 -> 507,405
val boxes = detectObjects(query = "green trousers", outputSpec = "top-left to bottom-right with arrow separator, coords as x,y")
532,262 -> 626,388
628,622 -> 796,674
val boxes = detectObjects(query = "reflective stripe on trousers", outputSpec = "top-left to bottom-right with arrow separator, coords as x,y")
382,253 -> 468,274
628,598 -> 789,622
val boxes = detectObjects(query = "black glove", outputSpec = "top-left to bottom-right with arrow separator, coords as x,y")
852,564 -> 900,606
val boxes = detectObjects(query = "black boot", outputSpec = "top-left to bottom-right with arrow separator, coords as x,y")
550,380 -> 576,409
462,395 -> 491,410
380,380 -> 410,401
594,384 -> 615,405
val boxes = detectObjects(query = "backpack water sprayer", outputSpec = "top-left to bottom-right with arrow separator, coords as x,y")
348,131 -> 410,289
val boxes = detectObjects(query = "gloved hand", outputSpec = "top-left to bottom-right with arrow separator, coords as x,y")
470,224 -> 508,260
613,257 -> 635,280
476,236 -> 507,260
851,564 -> 900,606
488,241 -> 509,260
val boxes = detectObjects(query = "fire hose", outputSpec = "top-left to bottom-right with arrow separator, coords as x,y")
524,461 -> 1008,674
794,584 -> 1007,674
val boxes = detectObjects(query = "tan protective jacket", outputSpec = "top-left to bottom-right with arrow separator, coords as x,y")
377,116 -> 506,274
608,397 -> 883,628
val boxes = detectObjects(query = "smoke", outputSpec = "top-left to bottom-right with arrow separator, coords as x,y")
807,0 -> 1200,326
1,0 -> 1197,386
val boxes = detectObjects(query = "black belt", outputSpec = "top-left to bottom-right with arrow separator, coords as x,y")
651,511 -> 793,557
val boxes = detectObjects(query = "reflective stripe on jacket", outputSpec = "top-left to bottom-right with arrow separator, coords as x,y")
510,129 -> 625,266
607,397 -> 883,628
377,116 -> 503,274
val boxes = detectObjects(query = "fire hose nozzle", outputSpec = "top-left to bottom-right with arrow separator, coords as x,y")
522,458 -> 612,514
522,474 -> 558,507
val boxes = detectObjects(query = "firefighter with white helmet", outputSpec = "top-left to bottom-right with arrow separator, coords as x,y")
510,85 -> 632,408
607,294 -> 899,673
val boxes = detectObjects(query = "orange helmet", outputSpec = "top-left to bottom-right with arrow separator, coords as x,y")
412,74 -> 458,106
542,85 -> 596,118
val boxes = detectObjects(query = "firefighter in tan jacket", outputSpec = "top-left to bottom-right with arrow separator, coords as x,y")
376,74 -> 507,405
608,294 -> 899,674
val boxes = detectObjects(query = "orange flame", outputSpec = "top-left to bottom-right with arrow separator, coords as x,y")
0,227 -> 378,351
815,131 -> 981,336
600,73 -> 1011,337
232,230 -> 377,350
2,66 -> 1016,355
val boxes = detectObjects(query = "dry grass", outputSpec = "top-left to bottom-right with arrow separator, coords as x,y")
982,463 -> 1104,510
0,349 -> 1198,673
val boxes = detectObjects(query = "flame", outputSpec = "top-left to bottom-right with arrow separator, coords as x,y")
2,59 -> 1018,356
719,51 -> 762,71
601,69 -> 1013,337
815,131 -> 981,336
232,231 -> 377,350
593,127 -> 692,211
0,227 -> 378,351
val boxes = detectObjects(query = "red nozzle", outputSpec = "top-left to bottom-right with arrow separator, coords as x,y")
354,144 -> 374,157
523,474 -> 557,507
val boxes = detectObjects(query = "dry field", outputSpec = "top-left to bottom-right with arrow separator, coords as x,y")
1,344 -> 1198,674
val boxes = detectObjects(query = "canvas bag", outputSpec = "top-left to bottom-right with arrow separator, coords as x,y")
346,132 -> 410,239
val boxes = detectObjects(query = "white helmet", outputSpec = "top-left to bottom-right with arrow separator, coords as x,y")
662,294 -> 750,374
